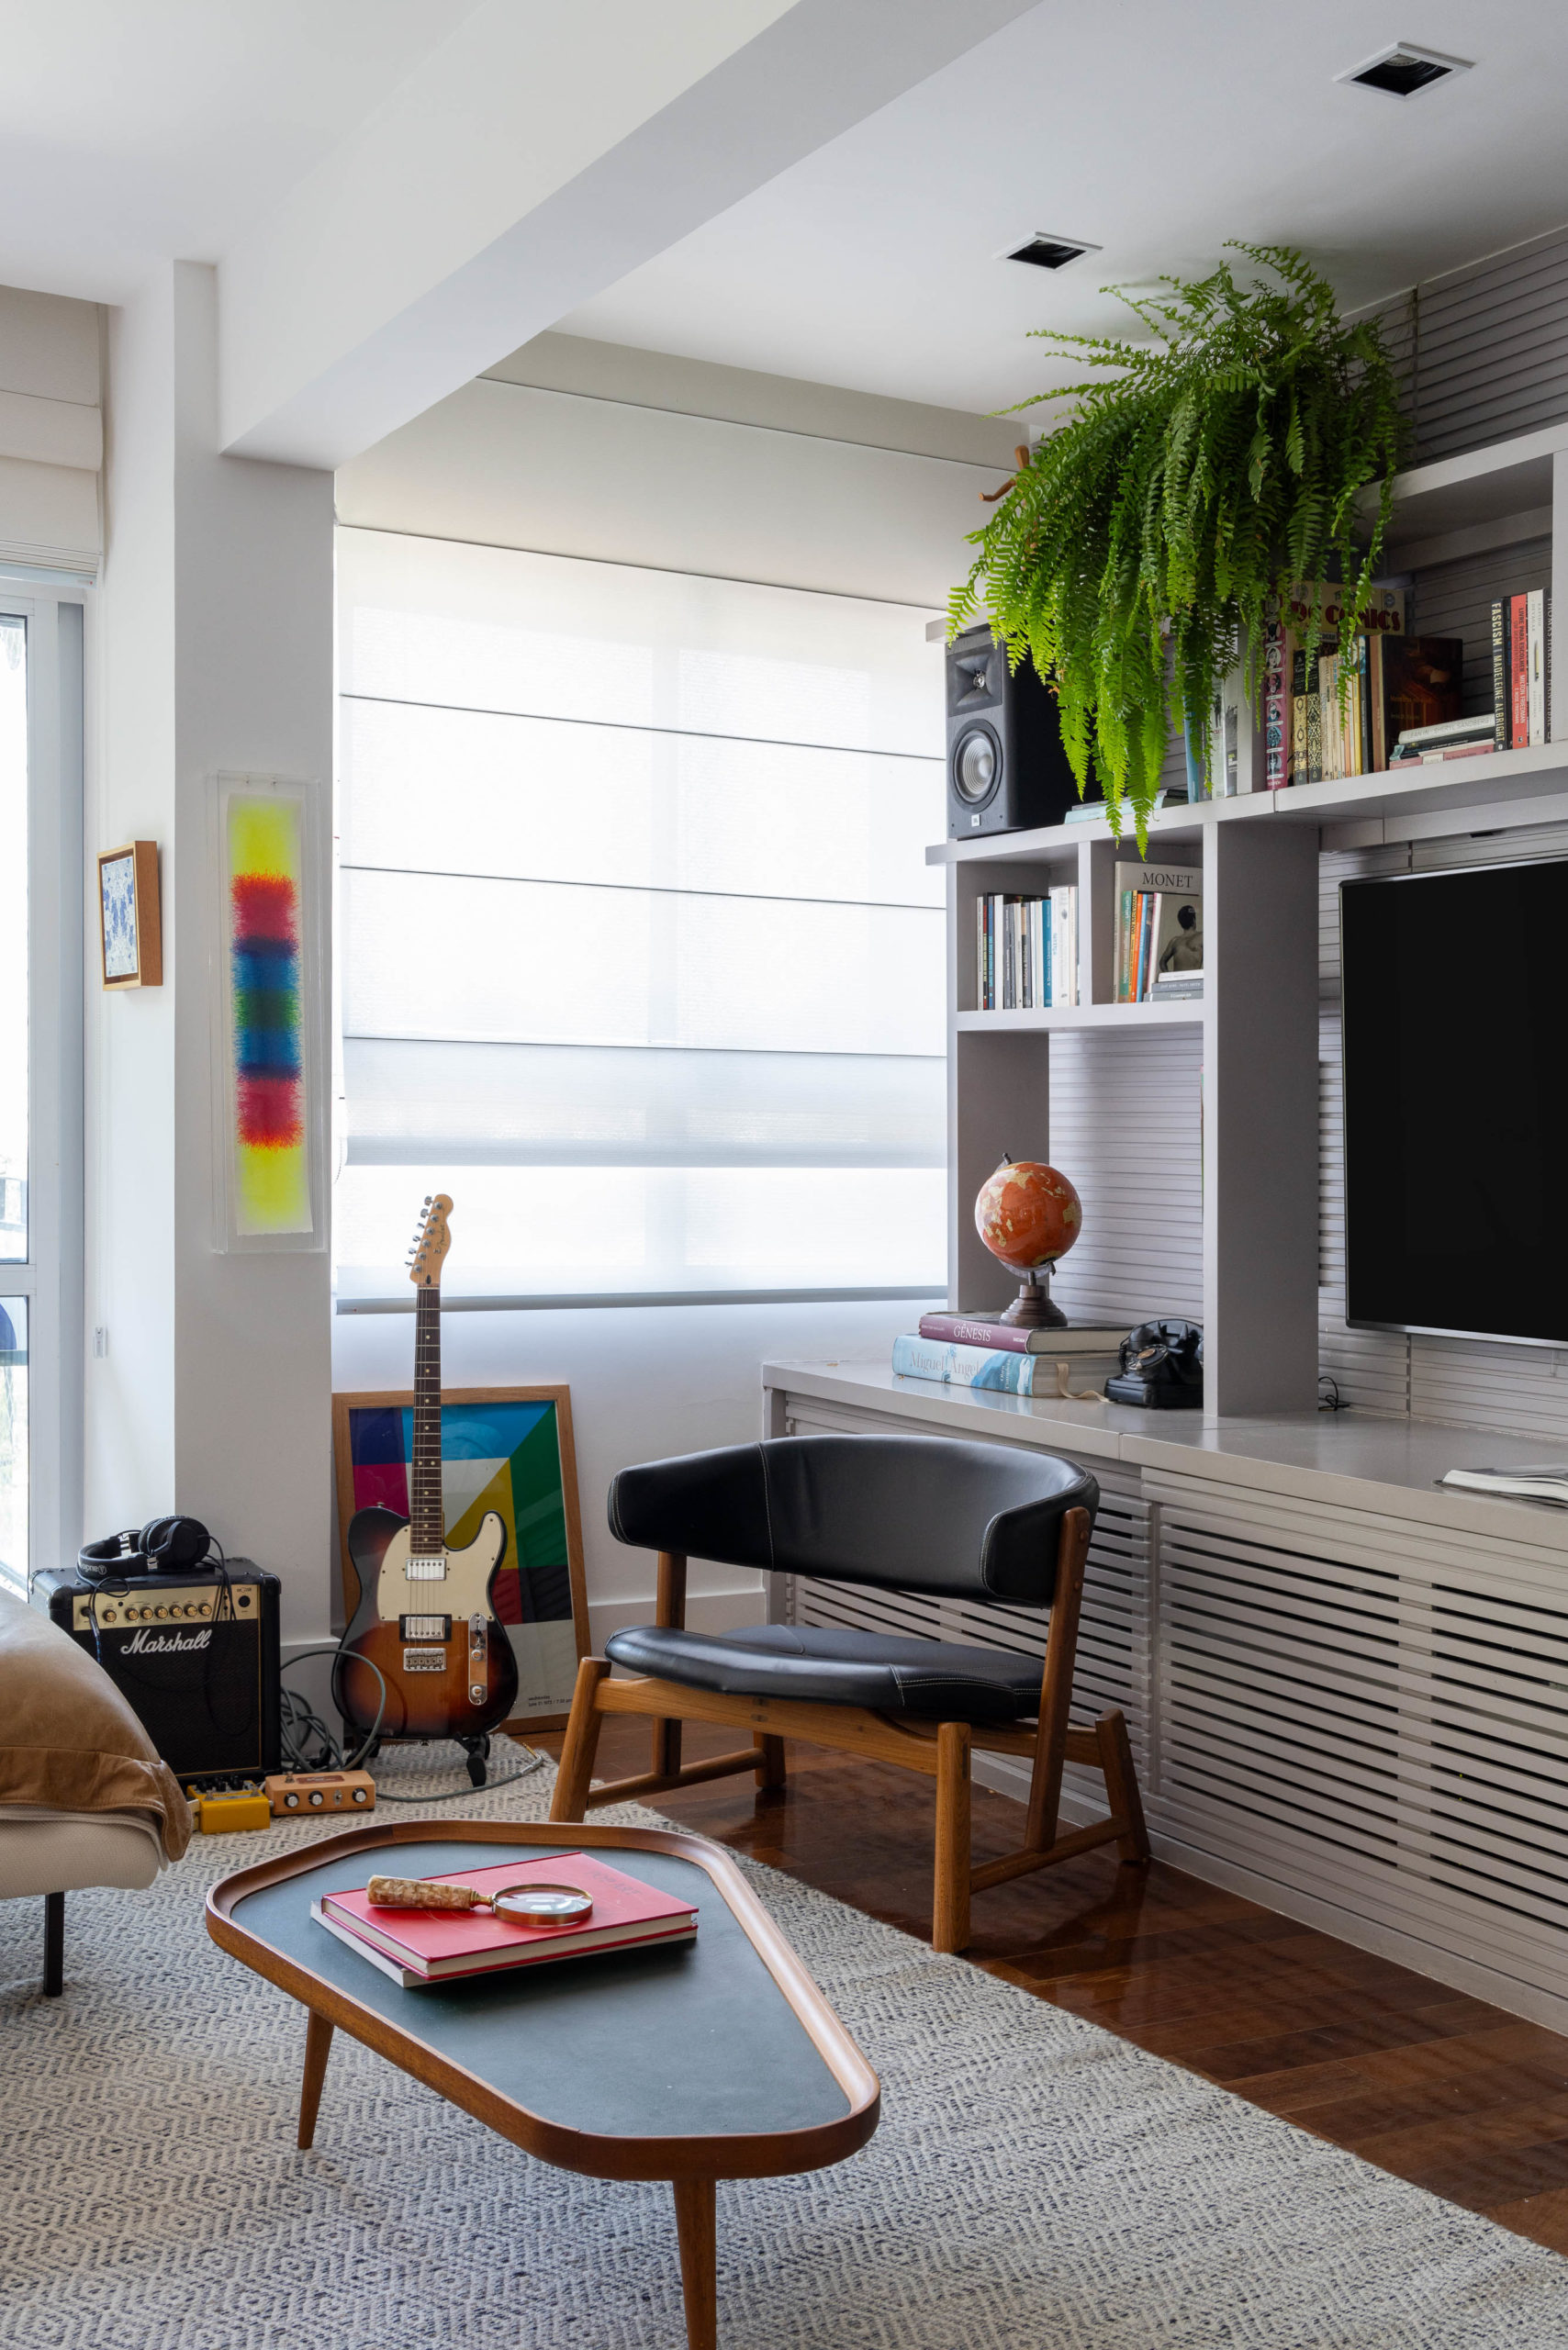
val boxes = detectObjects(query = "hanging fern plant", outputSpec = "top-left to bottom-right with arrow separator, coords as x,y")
950,242 -> 1410,843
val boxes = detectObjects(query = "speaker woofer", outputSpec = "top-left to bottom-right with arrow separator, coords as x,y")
952,722 -> 1002,805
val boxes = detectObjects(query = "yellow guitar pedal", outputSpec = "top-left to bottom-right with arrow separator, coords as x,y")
190,1788 -> 272,1834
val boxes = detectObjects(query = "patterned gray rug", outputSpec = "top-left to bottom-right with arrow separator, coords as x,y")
2,1737 -> 1564,2348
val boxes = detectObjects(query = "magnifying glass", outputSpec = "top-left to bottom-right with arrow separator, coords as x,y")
366,1874 -> 593,1927
490,1882 -> 593,1927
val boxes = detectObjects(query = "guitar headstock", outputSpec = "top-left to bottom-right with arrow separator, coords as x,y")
407,1193 -> 454,1289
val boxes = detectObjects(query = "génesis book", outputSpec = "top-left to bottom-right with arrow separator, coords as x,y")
976,886 -> 1078,1010
918,1314 -> 1129,1356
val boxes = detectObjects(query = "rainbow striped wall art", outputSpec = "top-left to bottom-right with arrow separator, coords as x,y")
224,787 -> 313,1238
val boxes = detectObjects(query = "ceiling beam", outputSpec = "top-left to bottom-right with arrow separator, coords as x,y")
218,0 -> 1040,469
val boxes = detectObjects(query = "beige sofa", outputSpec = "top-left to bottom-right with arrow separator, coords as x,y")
0,1588 -> 191,1992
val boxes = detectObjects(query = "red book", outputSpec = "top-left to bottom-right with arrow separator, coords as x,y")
316,1853 -> 698,1985
1511,595 -> 1529,747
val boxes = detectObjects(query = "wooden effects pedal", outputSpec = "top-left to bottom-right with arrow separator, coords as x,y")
263,1770 -> 376,1817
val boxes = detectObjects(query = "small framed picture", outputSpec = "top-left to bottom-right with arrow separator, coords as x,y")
97,841 -> 162,989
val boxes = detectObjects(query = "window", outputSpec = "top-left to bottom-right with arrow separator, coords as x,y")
0,590 -> 84,1593
334,531 -> 946,1303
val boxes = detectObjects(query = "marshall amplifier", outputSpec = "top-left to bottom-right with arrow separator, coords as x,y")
32,1561 -> 281,1782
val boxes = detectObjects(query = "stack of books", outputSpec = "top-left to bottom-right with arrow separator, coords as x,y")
892,1315 -> 1128,1397
1115,862 -> 1203,1002
1492,590 -> 1551,749
976,884 -> 1078,1010
1390,711 -> 1496,765
312,1854 -> 700,1988
1264,583 -> 1409,787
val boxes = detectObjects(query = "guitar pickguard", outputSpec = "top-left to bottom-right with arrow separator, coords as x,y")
375,1514 -> 507,1627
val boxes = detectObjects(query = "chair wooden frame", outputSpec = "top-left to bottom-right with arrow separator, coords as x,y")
549,1506 -> 1150,1953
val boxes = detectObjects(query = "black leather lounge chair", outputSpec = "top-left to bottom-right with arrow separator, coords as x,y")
550,1434 -> 1149,1952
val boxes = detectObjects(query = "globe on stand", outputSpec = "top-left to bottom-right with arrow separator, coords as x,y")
974,1156 -> 1082,1327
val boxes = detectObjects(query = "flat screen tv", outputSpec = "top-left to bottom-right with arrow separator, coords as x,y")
1341,857 -> 1568,1347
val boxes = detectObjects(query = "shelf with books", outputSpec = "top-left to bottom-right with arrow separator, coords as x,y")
1249,737 -> 1568,838
933,742 -> 1568,869
956,999 -> 1202,1032
931,798 -> 1204,867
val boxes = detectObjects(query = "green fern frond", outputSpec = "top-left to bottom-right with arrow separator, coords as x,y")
958,242 -> 1409,841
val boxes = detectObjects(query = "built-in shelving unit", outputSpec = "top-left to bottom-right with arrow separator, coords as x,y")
935,415 -> 1568,1418
954,1001 -> 1201,1033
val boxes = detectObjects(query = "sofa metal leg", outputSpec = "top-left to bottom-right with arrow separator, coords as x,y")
42,1889 -> 63,1997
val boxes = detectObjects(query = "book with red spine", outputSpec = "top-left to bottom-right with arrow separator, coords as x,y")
1511,595 -> 1529,747
314,1852 -> 699,1986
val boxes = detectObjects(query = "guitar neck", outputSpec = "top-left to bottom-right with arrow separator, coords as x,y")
409,1283 -> 444,1555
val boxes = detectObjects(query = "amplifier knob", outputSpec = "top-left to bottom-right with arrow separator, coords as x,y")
284,1791 -> 300,1809
308,1789 -> 325,1807
155,1606 -> 168,1620
352,1786 -> 368,1804
199,1603 -> 211,1617
102,1608 -> 117,1623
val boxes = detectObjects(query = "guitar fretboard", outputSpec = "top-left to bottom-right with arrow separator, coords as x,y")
409,1282 -> 445,1556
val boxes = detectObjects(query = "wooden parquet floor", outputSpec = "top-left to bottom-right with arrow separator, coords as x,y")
537,1714 -> 1568,2256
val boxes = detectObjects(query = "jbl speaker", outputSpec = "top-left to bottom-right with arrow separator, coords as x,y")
946,625 -> 1085,837
32,1561 -> 281,1782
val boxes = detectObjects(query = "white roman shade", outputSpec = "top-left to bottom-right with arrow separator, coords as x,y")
0,288 -> 101,578
335,529 -> 946,1301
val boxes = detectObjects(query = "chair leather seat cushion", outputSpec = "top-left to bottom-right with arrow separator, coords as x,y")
603,1622 -> 1043,1723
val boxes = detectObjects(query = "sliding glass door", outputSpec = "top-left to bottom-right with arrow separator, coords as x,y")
0,590 -> 84,1595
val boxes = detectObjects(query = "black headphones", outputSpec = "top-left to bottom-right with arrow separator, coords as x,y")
78,1516 -> 214,1583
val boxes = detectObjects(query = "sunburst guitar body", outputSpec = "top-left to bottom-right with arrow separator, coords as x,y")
335,1194 -> 520,1744
337,1505 -> 518,1740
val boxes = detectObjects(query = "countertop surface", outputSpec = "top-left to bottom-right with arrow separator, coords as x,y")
762,1359 -> 1568,1556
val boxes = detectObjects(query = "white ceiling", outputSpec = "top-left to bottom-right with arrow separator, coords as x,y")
560,0 -> 1568,415
0,0 -> 481,302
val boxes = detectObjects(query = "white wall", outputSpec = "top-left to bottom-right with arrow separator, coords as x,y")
90,273 -> 178,1517
89,262 -> 334,1647
332,339 -> 993,1635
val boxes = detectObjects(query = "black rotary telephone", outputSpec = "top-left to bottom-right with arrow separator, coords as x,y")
1104,1320 -> 1204,1410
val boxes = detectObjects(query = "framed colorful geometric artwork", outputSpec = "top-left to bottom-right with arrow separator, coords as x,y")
331,1385 -> 589,1730
211,772 -> 325,1251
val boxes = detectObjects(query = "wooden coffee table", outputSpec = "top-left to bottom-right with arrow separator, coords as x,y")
207,1819 -> 879,2348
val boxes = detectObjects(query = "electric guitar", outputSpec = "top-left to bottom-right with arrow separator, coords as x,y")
336,1194 -> 519,1746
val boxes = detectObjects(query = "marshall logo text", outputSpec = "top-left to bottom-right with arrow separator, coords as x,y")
122,1625 -> 213,1657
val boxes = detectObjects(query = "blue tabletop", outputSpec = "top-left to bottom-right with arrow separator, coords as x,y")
233,1837 -> 852,2144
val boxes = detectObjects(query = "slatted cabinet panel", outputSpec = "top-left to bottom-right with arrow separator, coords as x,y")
1148,1469 -> 1568,2009
776,1390 -> 1151,1817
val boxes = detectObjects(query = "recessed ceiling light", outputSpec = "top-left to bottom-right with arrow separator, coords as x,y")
1338,41 -> 1473,97
1003,233 -> 1099,272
